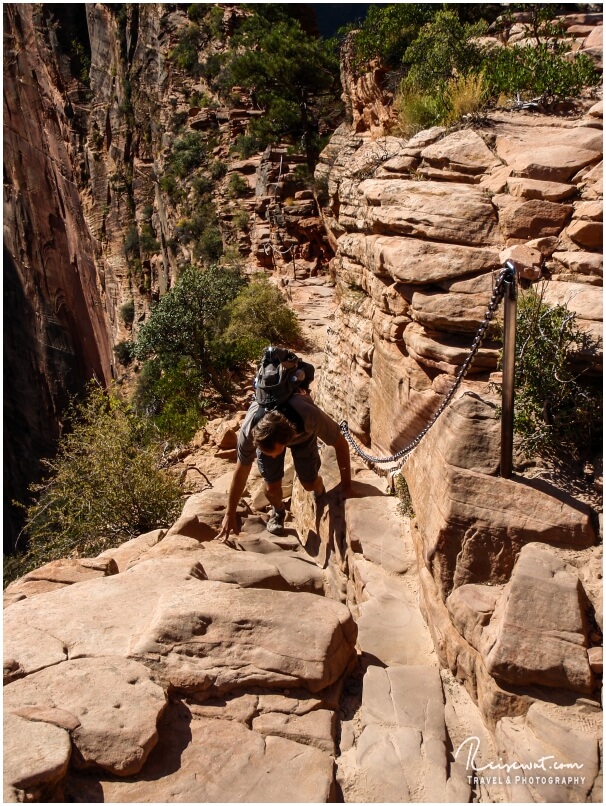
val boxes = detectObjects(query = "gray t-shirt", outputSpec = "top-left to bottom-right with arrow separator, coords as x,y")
237,394 -> 342,466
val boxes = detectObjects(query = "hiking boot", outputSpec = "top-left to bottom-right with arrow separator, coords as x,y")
266,507 -> 286,536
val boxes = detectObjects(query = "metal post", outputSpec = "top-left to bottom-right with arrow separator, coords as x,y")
500,262 -> 517,478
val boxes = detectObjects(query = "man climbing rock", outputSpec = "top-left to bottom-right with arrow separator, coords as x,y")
217,392 -> 353,540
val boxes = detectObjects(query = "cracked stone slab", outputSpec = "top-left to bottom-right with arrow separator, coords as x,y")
4,711 -> 71,799
4,657 -> 166,776
59,702 -> 335,803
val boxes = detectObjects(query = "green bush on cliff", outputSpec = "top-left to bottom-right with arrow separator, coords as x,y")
499,287 -> 602,461
5,386 -> 183,586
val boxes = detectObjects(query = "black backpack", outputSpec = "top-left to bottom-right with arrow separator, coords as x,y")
252,346 -> 315,432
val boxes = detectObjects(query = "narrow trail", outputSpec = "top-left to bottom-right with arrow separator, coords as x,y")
181,273 -> 504,802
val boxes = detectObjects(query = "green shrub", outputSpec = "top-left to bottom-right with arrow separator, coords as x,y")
347,4 -> 436,71
119,300 -> 135,327
227,172 -> 249,198
233,134 -> 263,158
124,225 -> 140,259
195,226 -> 224,264
209,159 -> 228,180
395,474 -> 414,518
192,174 -> 213,197
498,287 -> 602,461
134,357 -> 207,443
114,340 -> 135,366
170,24 -> 202,74
483,42 -> 600,100
395,87 -> 448,135
5,386 -> 183,585
167,131 -> 207,178
232,208 -> 250,232
223,275 -> 301,350
139,223 -> 160,255
187,3 -> 210,23
159,172 -> 182,201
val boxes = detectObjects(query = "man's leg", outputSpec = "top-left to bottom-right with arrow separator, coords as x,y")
291,438 -> 325,497
256,448 -> 287,534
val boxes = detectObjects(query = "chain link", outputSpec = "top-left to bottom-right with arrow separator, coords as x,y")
339,264 -> 516,477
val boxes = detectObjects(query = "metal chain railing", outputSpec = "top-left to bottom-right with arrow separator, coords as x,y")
339,263 -> 517,478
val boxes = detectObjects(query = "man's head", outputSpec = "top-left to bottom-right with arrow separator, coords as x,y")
252,411 -> 296,457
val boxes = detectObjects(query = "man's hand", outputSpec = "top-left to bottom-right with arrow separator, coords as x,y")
216,511 -> 239,542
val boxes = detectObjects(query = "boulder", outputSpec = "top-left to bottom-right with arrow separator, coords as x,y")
567,218 -> 603,249
403,322 -> 500,374
495,701 -> 602,803
541,280 -> 602,322
498,198 -> 573,240
4,558 -> 356,693
357,179 -> 499,246
4,556 -> 118,605
507,176 -> 577,202
339,232 -> 500,284
403,393 -> 596,600
481,544 -> 594,693
96,529 -> 165,571
165,489 -> 228,541
60,703 -> 336,803
446,583 -> 502,651
4,712 -> 71,799
551,250 -> 603,278
420,129 -> 501,175
4,658 -> 166,776
495,127 -> 602,182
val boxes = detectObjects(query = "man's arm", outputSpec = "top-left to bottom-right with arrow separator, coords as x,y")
334,433 -> 354,496
216,461 -> 252,541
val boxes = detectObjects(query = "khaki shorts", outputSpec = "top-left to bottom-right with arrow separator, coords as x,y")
256,436 -> 321,484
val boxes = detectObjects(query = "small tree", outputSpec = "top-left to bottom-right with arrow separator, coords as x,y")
134,264 -> 246,399
223,275 -> 301,350
6,385 -> 183,585
499,287 -> 602,461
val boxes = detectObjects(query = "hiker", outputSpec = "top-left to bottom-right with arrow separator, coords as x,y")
217,366 -> 353,541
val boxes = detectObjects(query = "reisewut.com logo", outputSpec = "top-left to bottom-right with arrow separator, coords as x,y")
454,736 -> 586,788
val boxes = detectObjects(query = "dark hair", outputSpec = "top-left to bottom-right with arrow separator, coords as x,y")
252,411 -> 296,452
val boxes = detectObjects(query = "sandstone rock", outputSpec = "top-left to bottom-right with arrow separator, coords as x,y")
403,322 -> 500,374
61,703 -> 336,803
551,250 -> 603,278
495,126 -> 602,182
541,280 -> 603,322
356,570 -> 436,666
4,657 -> 165,776
496,701 -> 602,803
252,709 -> 335,754
214,423 -> 238,450
199,540 -> 326,594
446,584 -> 503,651
567,218 -> 603,249
588,646 -> 603,674
507,176 -> 577,202
405,127 -> 446,151
482,543 -> 594,693
588,100 -> 603,118
420,129 -> 501,174
339,232 -> 500,284
4,711 -> 71,798
4,557 -> 355,696
403,393 -> 596,600
357,180 -> 499,246
410,289 -> 494,333
4,556 -> 119,606
499,244 -> 543,281
575,200 -> 603,221
345,493 -> 413,574
498,198 -> 573,240
130,579 -> 356,693
165,488 -> 228,541
97,528 -> 165,571
350,666 -> 448,802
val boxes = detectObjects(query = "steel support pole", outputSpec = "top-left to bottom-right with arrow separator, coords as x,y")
500,262 -> 517,478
